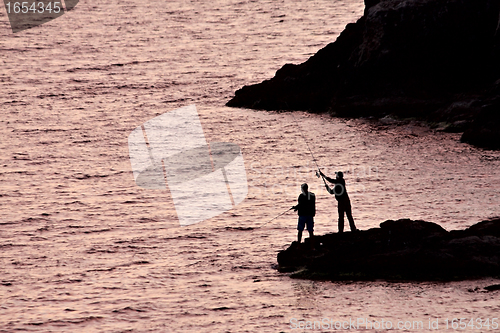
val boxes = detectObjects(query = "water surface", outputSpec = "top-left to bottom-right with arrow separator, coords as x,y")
1,0 -> 500,331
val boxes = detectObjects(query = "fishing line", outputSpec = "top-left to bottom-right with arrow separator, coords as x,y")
290,111 -> 322,174
257,207 -> 294,228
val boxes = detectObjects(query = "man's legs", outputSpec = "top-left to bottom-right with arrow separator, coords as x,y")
338,204 -> 345,233
297,216 -> 305,243
345,202 -> 357,231
307,217 -> 314,250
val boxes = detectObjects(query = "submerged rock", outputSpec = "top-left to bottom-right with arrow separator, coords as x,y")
484,284 -> 500,291
277,218 -> 500,281
227,0 -> 500,149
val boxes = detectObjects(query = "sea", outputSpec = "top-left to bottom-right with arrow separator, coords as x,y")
1,0 -> 500,332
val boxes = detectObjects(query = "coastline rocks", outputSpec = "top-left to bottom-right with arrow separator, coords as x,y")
227,0 -> 500,149
277,218 -> 500,280
460,97 -> 500,149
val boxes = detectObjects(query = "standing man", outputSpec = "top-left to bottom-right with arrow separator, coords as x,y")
292,183 -> 315,247
319,170 -> 358,233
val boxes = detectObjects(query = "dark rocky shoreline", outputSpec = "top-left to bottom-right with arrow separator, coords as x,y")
277,218 -> 500,281
227,0 -> 500,149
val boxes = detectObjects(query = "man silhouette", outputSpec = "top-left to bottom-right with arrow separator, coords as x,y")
319,170 -> 358,233
292,183 -> 315,247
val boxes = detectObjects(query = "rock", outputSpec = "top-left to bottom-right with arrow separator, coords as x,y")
464,218 -> 500,237
380,218 -> 447,234
484,284 -> 500,291
277,218 -> 500,281
460,101 -> 500,149
227,0 -> 500,150
442,120 -> 471,133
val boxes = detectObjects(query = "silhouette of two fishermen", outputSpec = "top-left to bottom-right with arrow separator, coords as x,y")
292,171 -> 358,247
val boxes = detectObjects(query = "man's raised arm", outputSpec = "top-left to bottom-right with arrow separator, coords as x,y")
319,170 -> 336,184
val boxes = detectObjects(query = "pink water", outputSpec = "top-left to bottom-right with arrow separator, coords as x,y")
1,0 -> 500,332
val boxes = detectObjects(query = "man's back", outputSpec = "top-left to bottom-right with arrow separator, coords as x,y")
297,192 -> 316,217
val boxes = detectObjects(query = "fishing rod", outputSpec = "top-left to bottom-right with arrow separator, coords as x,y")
257,206 -> 294,228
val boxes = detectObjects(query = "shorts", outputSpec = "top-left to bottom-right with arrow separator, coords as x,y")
297,216 -> 314,232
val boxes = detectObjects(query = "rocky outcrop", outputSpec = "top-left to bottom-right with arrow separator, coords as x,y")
277,218 -> 500,280
227,0 -> 500,149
